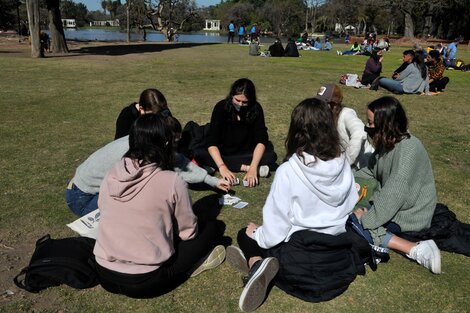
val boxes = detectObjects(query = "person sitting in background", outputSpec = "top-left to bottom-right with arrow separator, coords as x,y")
324,38 -> 332,51
361,47 -> 383,86
445,38 -> 460,68
426,49 -> 449,92
268,38 -> 284,57
249,39 -> 260,56
94,114 -> 226,299
284,38 -> 300,57
338,41 -> 361,55
115,88 -> 171,140
311,37 -> 322,50
379,50 -> 429,94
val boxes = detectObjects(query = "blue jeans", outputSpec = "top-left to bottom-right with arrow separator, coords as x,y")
65,182 -> 99,217
379,78 -> 404,94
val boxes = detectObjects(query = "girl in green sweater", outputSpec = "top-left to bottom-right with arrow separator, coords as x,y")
354,96 -> 441,274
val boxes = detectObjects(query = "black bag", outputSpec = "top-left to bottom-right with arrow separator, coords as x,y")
13,235 -> 99,293
179,121 -> 211,158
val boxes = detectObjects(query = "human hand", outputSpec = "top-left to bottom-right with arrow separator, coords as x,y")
216,178 -> 231,192
219,166 -> 236,184
243,167 -> 259,187
379,56 -> 383,63
354,207 -> 369,219
246,222 -> 259,238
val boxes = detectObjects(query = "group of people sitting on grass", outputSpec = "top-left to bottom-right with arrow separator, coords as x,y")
249,38 -> 300,57
67,79 -> 450,311
352,43 -> 453,94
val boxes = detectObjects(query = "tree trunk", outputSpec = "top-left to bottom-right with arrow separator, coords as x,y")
46,0 -> 69,53
403,11 -> 414,38
126,1 -> 130,43
26,0 -> 42,58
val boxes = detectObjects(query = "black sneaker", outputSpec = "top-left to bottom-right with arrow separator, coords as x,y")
239,258 -> 279,312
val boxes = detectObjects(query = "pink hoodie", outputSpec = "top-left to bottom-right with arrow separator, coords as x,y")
94,157 -> 198,274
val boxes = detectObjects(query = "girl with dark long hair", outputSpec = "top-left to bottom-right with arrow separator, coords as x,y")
94,114 -> 226,299
196,78 -> 277,187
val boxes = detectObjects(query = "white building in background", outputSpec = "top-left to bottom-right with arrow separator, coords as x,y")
203,19 -> 220,31
90,20 -> 120,27
62,19 -> 76,28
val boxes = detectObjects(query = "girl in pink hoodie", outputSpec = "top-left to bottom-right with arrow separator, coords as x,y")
94,114 -> 225,298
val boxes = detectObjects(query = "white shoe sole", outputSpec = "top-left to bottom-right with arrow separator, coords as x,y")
191,245 -> 226,277
239,258 -> 279,312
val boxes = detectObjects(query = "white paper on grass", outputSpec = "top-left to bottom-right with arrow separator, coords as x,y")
232,201 -> 248,209
219,194 -> 241,206
66,208 -> 100,239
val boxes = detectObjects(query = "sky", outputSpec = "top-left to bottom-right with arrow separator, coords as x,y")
76,0 -> 221,12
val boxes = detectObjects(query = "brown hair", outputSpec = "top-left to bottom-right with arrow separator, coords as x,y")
285,98 -> 342,162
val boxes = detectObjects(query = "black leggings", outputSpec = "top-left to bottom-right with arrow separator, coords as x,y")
96,220 -> 225,298
194,142 -> 277,172
429,77 -> 449,92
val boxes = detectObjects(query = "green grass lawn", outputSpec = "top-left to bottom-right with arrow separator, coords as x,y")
0,40 -> 469,312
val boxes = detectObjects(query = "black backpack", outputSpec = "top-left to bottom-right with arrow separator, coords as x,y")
13,234 -> 99,293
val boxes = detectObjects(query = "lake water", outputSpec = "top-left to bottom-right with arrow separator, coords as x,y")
64,29 -> 227,43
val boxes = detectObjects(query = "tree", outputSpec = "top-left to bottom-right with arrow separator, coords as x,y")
118,0 -> 198,42
46,0 -> 69,53
61,0 -> 88,27
26,0 -> 42,57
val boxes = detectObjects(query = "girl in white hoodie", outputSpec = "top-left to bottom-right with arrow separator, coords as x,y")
227,98 -> 361,312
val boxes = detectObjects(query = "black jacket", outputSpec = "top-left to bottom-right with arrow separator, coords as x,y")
266,229 -> 365,302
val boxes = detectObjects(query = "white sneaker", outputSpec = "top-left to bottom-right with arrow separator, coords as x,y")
407,240 -> 441,274
258,165 -> 270,178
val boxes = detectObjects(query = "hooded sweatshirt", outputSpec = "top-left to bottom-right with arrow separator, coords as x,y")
253,152 -> 358,249
94,157 -> 197,274
72,135 -> 218,195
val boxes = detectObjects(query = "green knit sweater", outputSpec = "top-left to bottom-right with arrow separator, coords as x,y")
355,135 -> 437,232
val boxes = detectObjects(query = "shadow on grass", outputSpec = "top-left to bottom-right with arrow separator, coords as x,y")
70,42 -> 221,56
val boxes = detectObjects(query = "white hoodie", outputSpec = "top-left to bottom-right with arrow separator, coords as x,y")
253,152 -> 358,249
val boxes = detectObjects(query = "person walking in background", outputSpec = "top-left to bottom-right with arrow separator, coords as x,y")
238,24 -> 245,44
227,21 -> 235,44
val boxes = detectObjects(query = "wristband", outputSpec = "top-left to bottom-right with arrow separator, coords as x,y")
218,163 -> 226,169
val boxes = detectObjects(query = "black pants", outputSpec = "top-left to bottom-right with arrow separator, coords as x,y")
96,220 -> 225,298
429,77 -> 449,92
194,142 -> 277,172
